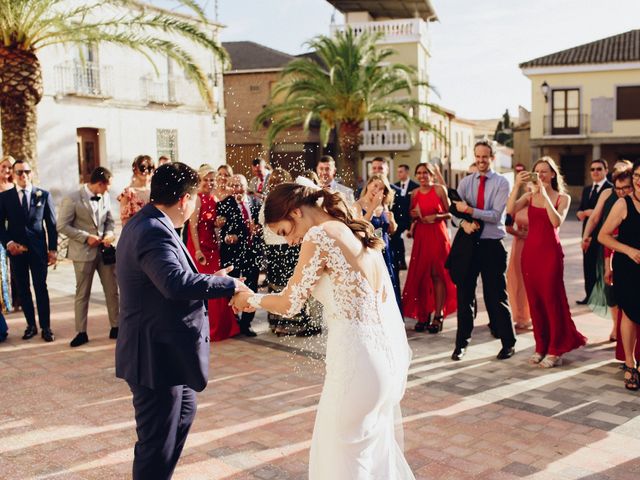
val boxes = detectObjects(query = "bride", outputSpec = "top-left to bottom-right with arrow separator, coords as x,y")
231,181 -> 415,479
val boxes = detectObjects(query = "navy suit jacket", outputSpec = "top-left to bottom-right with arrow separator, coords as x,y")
115,204 -> 236,392
392,179 -> 419,232
0,187 -> 57,262
218,195 -> 262,271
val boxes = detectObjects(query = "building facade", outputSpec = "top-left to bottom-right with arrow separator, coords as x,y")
17,3 -> 226,201
520,29 -> 640,198
328,0 -> 438,182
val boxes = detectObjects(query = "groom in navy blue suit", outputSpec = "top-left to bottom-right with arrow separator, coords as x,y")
0,160 -> 57,342
116,162 -> 246,480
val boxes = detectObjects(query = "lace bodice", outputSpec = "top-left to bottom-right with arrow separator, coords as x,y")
248,225 -> 386,324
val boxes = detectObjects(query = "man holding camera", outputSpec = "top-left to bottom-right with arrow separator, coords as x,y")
58,166 -> 119,347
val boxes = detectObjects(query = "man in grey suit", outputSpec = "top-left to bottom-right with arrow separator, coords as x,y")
316,155 -> 355,205
58,166 -> 119,347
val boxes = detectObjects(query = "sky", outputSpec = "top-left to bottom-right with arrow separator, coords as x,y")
155,0 -> 640,121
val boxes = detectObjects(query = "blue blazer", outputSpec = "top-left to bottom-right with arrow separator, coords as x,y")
115,204 -> 236,392
0,187 -> 57,262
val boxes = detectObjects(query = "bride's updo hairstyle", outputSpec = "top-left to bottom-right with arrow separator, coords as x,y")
264,183 -> 384,250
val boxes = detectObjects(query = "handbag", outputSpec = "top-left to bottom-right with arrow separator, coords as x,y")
100,244 -> 116,265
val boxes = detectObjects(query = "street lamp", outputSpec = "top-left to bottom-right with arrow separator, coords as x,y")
541,81 -> 550,103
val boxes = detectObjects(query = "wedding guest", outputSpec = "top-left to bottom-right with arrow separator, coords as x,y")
583,160 -> 633,340
248,157 -> 270,201
157,155 -> 171,166
316,155 -> 355,205
577,158 -> 612,304
508,157 -> 586,368
354,173 -> 401,307
449,141 -> 516,361
301,169 -> 320,185
186,165 -> 240,341
215,164 -> 233,201
391,164 -> 418,271
58,167 -> 119,347
599,160 -> 640,390
506,191 -> 531,329
0,156 -> 15,341
218,174 -> 263,336
118,155 -> 154,225
0,160 -> 57,342
402,163 -> 456,333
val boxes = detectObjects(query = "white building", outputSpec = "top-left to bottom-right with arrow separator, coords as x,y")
30,4 -> 226,200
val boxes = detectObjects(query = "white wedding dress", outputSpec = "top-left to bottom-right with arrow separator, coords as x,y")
249,223 -> 415,479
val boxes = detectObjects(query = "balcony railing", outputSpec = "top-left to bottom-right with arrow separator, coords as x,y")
544,113 -> 588,136
330,18 -> 430,50
360,129 -> 411,151
140,75 -> 205,107
54,61 -> 112,98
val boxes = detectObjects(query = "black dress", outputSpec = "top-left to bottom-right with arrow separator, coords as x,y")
613,195 -> 640,324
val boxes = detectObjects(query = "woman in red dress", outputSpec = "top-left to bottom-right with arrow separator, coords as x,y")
187,165 -> 240,341
402,163 -> 456,333
507,157 -> 586,368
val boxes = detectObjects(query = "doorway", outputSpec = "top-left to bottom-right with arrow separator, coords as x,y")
77,128 -> 100,183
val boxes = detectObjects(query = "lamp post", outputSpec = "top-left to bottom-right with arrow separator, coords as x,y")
541,81 -> 550,103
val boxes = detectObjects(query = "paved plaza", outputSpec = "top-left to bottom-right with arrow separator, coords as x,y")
1,217 -> 640,480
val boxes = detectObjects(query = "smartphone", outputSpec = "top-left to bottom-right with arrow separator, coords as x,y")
529,172 -> 539,183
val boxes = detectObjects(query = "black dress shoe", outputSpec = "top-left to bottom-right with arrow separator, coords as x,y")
576,298 -> 588,305
240,326 -> 257,337
497,346 -> 515,360
109,327 -> 119,339
451,347 -> 466,361
41,328 -> 55,342
22,325 -> 37,340
70,332 -> 88,347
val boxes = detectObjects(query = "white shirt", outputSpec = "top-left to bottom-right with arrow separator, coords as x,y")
399,180 -> 409,196
18,185 -> 32,208
592,179 -> 607,194
84,184 -> 99,220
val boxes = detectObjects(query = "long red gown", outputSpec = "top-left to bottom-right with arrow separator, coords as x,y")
402,188 -> 456,322
521,202 -> 586,356
187,193 -> 240,341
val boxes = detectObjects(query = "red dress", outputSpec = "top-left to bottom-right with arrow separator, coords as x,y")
402,188 -> 456,321
187,193 -> 240,341
521,201 -> 586,356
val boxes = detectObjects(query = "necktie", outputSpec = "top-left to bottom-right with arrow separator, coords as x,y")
476,176 -> 487,210
240,202 -> 253,246
21,190 -> 29,216
589,184 -> 599,204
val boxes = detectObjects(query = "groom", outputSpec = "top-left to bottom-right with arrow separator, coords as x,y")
115,162 -> 248,479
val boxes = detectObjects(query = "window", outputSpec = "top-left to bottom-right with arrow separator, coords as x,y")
157,129 -> 178,161
552,89 -> 580,134
617,86 -> 640,120
249,85 -> 260,92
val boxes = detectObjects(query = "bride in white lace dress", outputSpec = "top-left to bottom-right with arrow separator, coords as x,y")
231,182 -> 415,479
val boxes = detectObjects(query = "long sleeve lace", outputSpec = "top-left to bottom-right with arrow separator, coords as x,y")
249,226 -> 327,317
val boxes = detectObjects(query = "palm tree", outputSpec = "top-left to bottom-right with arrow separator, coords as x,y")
0,0 -> 228,173
255,28 -> 438,187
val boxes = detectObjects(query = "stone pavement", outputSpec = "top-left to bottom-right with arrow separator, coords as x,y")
1,217 -> 640,480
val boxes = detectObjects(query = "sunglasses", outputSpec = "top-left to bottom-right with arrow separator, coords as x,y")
590,167 -> 604,172
15,169 -> 31,176
138,165 -> 155,173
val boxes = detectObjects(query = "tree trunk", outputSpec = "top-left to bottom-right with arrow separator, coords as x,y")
336,121 -> 362,189
0,46 -> 43,173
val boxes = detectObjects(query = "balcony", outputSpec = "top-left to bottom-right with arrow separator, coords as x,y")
360,129 -> 411,151
140,75 -> 205,107
54,61 -> 112,98
330,18 -> 430,50
543,113 -> 588,136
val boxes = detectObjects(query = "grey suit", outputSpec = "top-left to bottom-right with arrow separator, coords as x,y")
57,187 -> 119,333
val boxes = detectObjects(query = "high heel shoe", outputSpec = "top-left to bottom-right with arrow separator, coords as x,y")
622,364 -> 639,391
414,321 -> 429,332
539,355 -> 563,368
427,315 -> 444,334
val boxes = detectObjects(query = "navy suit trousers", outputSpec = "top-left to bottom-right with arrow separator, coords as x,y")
10,251 -> 50,329
129,382 -> 197,480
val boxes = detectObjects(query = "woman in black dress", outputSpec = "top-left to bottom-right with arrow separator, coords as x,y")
599,160 -> 640,391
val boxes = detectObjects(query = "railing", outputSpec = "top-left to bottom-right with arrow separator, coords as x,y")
140,75 -> 205,107
360,129 -> 411,151
54,61 -> 112,98
543,113 -> 588,136
331,18 -> 430,49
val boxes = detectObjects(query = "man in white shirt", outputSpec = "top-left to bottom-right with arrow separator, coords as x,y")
315,155 -> 355,205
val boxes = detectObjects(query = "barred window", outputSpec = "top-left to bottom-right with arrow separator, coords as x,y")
157,129 -> 178,162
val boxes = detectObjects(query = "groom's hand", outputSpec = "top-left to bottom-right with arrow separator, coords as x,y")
230,291 -> 254,313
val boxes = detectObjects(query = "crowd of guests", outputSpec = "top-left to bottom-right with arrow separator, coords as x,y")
1,146 -> 639,392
